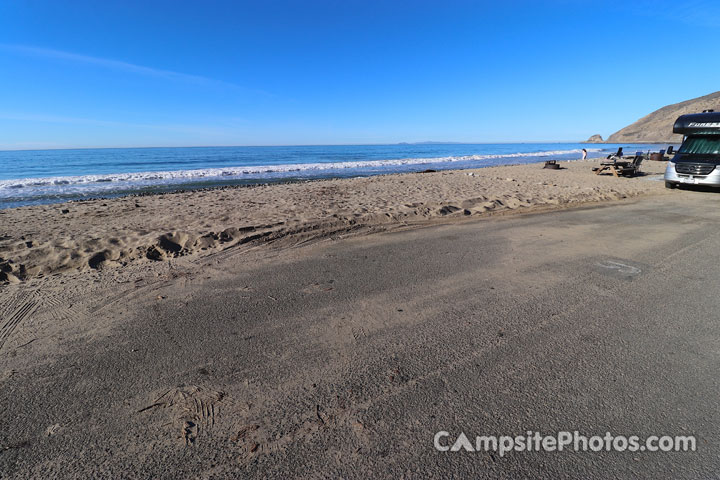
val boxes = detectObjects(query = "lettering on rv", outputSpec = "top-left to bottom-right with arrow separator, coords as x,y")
688,122 -> 720,128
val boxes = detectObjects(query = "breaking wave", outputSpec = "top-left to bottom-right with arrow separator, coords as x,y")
0,149 -> 597,194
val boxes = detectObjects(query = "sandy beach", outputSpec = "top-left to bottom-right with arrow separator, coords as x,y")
2,171 -> 720,477
0,160 -> 668,284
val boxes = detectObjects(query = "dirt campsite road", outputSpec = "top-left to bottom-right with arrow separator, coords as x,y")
2,188 -> 720,478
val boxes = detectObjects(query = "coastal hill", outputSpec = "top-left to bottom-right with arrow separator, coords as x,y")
603,91 -> 720,144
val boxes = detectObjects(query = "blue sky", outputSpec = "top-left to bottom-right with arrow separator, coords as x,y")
0,0 -> 718,149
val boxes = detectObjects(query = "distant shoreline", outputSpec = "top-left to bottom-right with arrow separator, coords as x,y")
1,142 -> 624,209
583,141 -> 678,145
0,141 -> 673,153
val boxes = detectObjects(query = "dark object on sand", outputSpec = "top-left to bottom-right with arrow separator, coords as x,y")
543,160 -> 560,169
650,151 -> 665,161
592,152 -> 644,177
420,169 -> 437,173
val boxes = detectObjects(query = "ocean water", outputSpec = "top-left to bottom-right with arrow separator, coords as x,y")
0,143 -> 670,209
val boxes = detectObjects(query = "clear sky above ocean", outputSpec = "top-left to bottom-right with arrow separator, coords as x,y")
0,0 -> 718,149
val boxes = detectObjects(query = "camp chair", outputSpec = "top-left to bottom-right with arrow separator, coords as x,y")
593,152 -> 644,177
605,147 -> 624,160
616,154 -> 644,176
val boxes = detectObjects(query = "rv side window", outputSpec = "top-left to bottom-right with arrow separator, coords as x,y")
678,136 -> 720,155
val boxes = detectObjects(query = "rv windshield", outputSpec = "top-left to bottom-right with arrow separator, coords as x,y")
678,136 -> 720,155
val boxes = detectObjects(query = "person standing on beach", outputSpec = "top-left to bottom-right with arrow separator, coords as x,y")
581,148 -> 587,160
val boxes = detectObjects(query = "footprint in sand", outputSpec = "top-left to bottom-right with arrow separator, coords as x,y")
138,386 -> 225,446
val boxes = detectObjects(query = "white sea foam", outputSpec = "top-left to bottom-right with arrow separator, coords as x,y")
0,149 -> 599,195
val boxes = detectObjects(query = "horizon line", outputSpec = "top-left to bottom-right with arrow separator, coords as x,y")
0,140 -> 621,153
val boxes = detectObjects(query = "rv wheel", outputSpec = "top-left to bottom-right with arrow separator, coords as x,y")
665,181 -> 678,189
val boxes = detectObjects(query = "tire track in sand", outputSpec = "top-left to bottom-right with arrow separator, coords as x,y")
0,291 -> 39,351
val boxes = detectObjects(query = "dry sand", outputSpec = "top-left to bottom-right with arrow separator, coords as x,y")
1,158 -> 700,478
2,178 -> 716,478
0,160 -> 668,283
